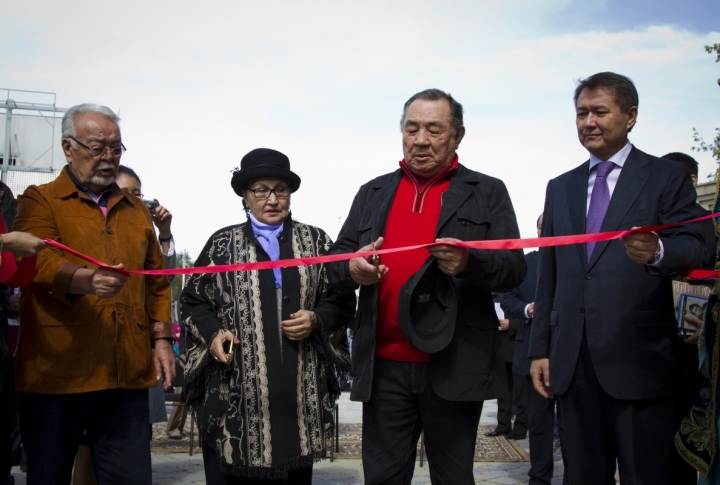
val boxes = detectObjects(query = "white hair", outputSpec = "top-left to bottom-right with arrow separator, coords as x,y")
62,104 -> 121,146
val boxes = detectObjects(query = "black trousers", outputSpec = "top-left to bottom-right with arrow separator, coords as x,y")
496,363 -> 527,435
201,440 -> 312,485
558,334 -> 674,485
525,375 -> 568,485
362,360 -> 483,485
19,389 -> 151,485
0,358 -> 16,485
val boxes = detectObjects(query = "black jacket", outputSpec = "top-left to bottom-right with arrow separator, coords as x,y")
500,250 -> 539,376
529,147 -> 708,400
328,164 -> 527,402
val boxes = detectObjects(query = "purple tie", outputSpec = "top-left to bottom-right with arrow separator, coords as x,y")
586,161 -> 615,262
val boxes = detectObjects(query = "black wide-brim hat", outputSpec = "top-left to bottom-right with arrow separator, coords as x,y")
231,148 -> 301,196
398,256 -> 458,353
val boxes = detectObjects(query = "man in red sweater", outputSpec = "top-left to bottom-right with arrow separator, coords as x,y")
330,89 -> 526,484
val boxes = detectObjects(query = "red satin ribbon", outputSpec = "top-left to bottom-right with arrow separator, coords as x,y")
40,211 -> 720,279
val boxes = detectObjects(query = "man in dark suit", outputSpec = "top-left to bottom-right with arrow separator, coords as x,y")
486,297 -> 528,440
529,72 -> 708,485
329,88 -> 526,484
501,215 -> 568,484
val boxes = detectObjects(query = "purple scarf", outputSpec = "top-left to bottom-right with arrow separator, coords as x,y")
247,211 -> 283,288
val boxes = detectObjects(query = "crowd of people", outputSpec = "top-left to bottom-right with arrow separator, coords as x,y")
0,71 -> 717,485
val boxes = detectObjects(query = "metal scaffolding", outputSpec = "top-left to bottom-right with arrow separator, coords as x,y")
0,88 -> 67,185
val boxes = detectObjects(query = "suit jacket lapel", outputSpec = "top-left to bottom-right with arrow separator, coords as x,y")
588,147 -> 650,269
567,163 -> 590,271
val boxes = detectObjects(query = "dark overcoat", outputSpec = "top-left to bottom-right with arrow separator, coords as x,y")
328,164 -> 527,402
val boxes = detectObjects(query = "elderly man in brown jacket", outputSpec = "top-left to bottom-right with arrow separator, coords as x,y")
13,104 -> 175,485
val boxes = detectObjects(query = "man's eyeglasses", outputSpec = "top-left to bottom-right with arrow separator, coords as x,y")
245,186 -> 291,199
67,136 -> 126,158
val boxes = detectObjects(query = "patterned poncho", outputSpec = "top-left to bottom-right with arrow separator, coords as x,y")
181,219 -> 355,479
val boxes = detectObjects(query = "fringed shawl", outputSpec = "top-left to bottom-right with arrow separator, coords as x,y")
180,220 -> 354,479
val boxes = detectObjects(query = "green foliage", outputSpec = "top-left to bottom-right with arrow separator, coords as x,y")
170,249 -> 194,302
694,128 -> 720,162
705,43 -> 720,63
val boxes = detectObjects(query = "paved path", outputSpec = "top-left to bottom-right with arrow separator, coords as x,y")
10,395 -> 569,484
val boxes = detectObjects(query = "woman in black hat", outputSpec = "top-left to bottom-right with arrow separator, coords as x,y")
180,148 -> 355,484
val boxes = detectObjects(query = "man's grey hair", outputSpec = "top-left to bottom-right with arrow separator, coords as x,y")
62,104 -> 121,146
400,89 -> 464,135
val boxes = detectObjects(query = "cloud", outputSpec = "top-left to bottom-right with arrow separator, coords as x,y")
1,1 -> 719,256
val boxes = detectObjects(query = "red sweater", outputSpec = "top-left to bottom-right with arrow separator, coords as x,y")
375,158 -> 457,362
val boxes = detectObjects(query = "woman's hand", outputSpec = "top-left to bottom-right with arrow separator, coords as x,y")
281,310 -> 317,341
3,231 -> 47,258
209,329 -> 239,365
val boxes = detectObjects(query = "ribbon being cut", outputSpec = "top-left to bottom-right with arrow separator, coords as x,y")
15,210 -> 716,284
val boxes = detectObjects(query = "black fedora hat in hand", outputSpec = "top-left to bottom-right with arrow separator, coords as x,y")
231,148 -> 301,197
398,256 -> 458,353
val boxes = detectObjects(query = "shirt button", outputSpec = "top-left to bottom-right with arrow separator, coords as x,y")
105,227 -> 112,234
279,235 -> 287,243
585,274 -> 591,280
283,296 -> 290,304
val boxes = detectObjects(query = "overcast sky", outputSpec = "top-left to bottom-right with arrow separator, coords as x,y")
2,0 -> 720,259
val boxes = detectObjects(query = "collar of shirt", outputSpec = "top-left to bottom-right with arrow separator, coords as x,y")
588,141 -> 633,172
64,165 -> 114,215
399,155 -> 458,192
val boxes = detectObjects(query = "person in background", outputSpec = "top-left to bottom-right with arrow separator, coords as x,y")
500,214 -> 568,485
0,186 -> 20,485
0,186 -> 47,484
115,165 -> 178,428
14,103 -> 174,485
115,166 -> 176,270
529,72 -> 708,485
486,296 -> 527,441
664,152 -> 716,484
113,166 -> 188,439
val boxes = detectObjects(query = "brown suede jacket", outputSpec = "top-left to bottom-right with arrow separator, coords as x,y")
13,168 -> 172,394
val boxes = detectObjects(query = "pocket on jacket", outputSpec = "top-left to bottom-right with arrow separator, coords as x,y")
457,207 -> 490,240
357,211 -> 374,247
36,303 -> 99,379
634,309 -> 675,327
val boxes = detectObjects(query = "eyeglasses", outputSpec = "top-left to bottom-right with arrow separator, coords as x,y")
67,136 -> 126,158
245,186 -> 291,199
